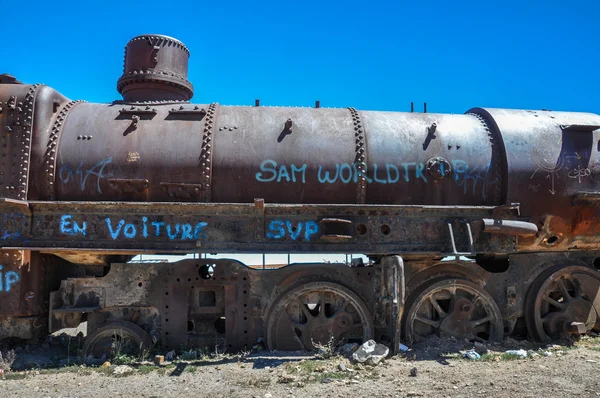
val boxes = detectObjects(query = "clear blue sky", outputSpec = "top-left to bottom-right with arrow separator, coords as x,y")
2,0 -> 598,114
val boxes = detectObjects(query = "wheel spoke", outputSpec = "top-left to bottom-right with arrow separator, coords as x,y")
573,280 -> 583,298
414,315 -> 440,328
318,291 -> 326,318
556,279 -> 571,300
428,296 -> 447,318
543,294 -> 566,310
329,298 -> 348,319
470,316 -> 492,328
293,299 -> 312,320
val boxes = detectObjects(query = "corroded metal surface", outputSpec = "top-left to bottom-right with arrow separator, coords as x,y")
1,34 -> 600,350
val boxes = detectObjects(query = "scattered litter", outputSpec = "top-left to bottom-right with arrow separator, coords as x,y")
154,355 -> 165,365
542,351 -> 552,357
321,377 -> 334,383
165,350 -> 176,361
352,340 -> 389,365
504,349 -> 528,359
398,343 -> 409,352
100,361 -> 111,369
464,350 -> 481,360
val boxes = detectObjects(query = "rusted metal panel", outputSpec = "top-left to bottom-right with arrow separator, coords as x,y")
0,84 -> 40,200
0,201 -> 518,255
468,107 -> 600,222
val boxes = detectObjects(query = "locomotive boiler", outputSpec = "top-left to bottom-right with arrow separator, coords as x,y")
1,34 -> 600,358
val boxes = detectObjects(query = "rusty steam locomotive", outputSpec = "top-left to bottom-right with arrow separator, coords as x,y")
1,34 -> 600,358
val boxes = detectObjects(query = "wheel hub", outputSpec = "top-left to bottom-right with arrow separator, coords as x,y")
439,298 -> 476,339
543,297 -> 596,336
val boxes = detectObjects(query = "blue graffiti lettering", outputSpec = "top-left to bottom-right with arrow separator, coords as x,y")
123,224 -> 137,239
255,160 -> 278,182
152,221 -> 165,237
386,164 -> 400,183
106,218 -> 125,240
99,217 -> 208,241
256,160 -> 307,183
291,164 -> 307,183
193,222 -> 208,240
60,215 -> 87,236
452,160 -> 498,199
59,157 -> 112,193
1,231 -> 20,240
373,163 -> 387,184
181,224 -> 193,240
267,220 -> 319,241
166,224 -> 180,240
339,164 -> 353,183
401,162 -> 416,182
415,162 -> 427,182
256,159 -> 495,198
266,220 -> 285,239
277,165 -> 291,182
0,265 -> 19,292
318,165 -> 340,183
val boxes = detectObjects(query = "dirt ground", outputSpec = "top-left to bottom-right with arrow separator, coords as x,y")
1,336 -> 600,398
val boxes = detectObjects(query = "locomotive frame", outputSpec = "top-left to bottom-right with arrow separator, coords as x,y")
1,34 -> 600,358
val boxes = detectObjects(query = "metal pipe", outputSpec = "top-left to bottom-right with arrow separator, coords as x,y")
481,219 -> 538,237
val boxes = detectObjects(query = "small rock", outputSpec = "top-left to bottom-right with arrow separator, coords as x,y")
338,363 -> 347,372
586,360 -> 598,363
352,340 -> 389,365
277,375 -> 296,384
264,393 -> 273,398
410,367 -> 417,377
321,378 -> 334,384
112,365 -> 134,375
406,392 -> 423,397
